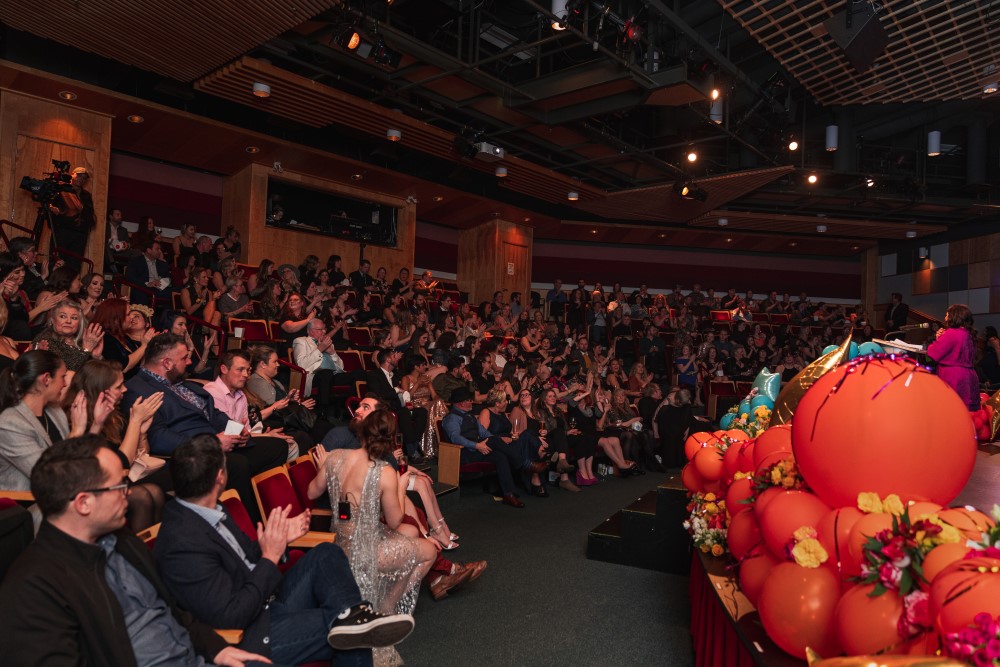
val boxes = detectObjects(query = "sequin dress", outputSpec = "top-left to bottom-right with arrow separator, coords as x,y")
324,450 -> 422,666
400,372 -> 445,458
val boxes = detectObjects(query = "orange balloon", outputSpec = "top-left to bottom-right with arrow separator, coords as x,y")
703,478 -> 723,494
906,501 -> 942,519
723,441 -> 744,481
724,429 -> 751,442
693,446 -> 725,482
757,490 -> 831,557
834,584 -> 906,655
847,512 -> 894,572
736,440 -> 757,474
739,544 -> 780,607
681,463 -> 703,493
758,562 -> 843,658
817,506 -> 865,580
727,507 -> 762,561
753,424 -> 793,468
726,477 -> 754,517
930,556 -> 1000,635
936,507 -> 995,541
713,430 -> 728,438
921,542 -> 970,587
754,486 -> 782,515
685,432 -> 718,461
792,357 -> 977,507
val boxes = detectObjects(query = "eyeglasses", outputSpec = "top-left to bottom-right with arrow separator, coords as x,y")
83,477 -> 132,496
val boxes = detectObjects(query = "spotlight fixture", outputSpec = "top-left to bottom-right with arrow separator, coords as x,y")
788,139 -> 799,151
686,150 -> 698,163
865,177 -> 875,188
816,224 -> 827,233
127,114 -> 144,124
245,146 -> 260,154
567,191 -> 579,201
58,90 -> 77,101
807,173 -> 818,184
927,130 -> 941,156
725,238 -> 733,243
983,65 -> 998,94
709,99 -> 723,124
673,181 -> 708,202
386,128 -> 402,142
373,39 -> 401,67
906,230 -> 917,239
350,173 -> 363,181
711,88 -> 720,100
432,196 -> 444,202
918,246 -> 930,259
338,29 -> 362,51
495,166 -> 508,178
524,217 -> 532,223
591,229 -> 597,234
717,218 -> 728,226
252,82 -> 271,98
658,233 -> 665,238
551,0 -> 568,30
985,82 -> 999,95
825,125 -> 838,152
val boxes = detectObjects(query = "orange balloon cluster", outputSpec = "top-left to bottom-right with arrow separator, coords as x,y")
700,356 -> 992,661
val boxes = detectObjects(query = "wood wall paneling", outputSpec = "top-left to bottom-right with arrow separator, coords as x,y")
0,91 -> 111,271
456,219 -> 533,304
949,238 -> 968,266
222,163 -> 415,279
969,235 -> 992,263
912,269 -> 932,296
969,261 -> 990,289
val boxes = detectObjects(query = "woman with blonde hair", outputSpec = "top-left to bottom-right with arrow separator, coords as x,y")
32,299 -> 104,372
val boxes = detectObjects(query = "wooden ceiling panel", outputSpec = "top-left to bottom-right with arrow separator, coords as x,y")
720,0 -> 1000,104
0,0 -> 342,82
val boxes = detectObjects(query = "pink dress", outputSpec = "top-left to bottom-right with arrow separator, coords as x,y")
927,327 -> 980,410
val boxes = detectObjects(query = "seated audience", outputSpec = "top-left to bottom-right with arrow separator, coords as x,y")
0,299 -> 21,370
78,271 -> 105,319
216,274 -> 254,322
8,236 -> 49,300
154,434 -> 416,665
246,343 -> 332,443
293,318 -> 355,418
121,333 -> 286,523
0,436 -> 262,666
366,349 -> 429,463
124,239 -> 172,307
1,251 -> 60,340
32,299 -> 104,372
0,350 -> 71,489
93,299 -> 155,376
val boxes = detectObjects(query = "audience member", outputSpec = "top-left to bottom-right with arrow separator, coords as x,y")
367,349 -> 429,462
32,299 -> 104,372
124,239 -> 172,307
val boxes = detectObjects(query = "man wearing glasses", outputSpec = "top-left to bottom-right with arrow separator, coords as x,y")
0,435 -> 268,666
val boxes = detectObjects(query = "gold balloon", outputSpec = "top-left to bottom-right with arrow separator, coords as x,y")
771,334 -> 852,426
805,648 -> 963,667
986,387 -> 1000,441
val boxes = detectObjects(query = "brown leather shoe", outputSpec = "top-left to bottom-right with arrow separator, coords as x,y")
558,478 -> 580,492
555,459 -> 575,474
429,568 -> 473,601
453,560 -> 488,583
502,493 -> 525,508
527,460 -> 549,474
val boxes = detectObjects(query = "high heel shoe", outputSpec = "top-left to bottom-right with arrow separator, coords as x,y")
426,527 -> 460,551
436,519 -> 459,543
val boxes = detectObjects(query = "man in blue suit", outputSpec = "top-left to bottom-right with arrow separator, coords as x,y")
154,435 -> 415,667
124,238 -> 172,307
122,333 -> 286,522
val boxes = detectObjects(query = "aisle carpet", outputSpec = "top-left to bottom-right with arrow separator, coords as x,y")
399,472 -> 694,667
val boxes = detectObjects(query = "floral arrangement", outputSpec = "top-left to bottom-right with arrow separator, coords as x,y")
723,402 -> 772,438
783,526 -> 829,568
856,504 -> 962,638
683,492 -> 729,556
941,612 -> 1000,666
966,505 -> 1000,557
752,454 -> 807,496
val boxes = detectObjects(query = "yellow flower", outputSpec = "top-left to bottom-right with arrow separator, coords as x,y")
883,494 -> 905,516
793,526 -> 818,541
925,517 -> 962,545
858,492 -> 883,514
791,538 -> 828,568
733,471 -> 751,481
740,413 -> 749,421
704,493 -> 716,502
781,475 -> 796,488
711,544 -> 725,557
700,544 -> 710,553
771,468 -> 782,484
704,502 -> 719,514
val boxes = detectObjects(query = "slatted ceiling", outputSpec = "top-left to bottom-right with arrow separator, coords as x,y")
720,0 -> 1000,104
576,166 -> 793,223
196,57 -> 604,205
0,1 -> 340,82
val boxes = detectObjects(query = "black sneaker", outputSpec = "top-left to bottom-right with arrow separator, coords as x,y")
327,603 -> 415,650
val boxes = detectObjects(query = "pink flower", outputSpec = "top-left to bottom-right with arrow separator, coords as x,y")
976,613 -> 995,630
961,628 -> 987,646
986,638 -> 1000,660
904,590 -> 930,629
879,562 -> 902,589
972,649 -> 992,667
882,541 -> 906,561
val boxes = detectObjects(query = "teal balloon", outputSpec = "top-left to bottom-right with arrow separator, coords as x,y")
848,342 -> 859,360
719,413 -> 736,429
858,341 -> 884,356
750,395 -> 774,411
751,368 -> 781,402
738,398 -> 752,417
822,344 -> 838,356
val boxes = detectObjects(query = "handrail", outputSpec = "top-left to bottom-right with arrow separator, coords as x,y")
51,246 -> 94,275
186,314 -> 228,355
0,219 -> 37,247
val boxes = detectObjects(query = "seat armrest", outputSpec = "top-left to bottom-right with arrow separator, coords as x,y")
289,531 -> 336,548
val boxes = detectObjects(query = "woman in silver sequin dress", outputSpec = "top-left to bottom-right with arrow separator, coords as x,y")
308,409 -> 436,666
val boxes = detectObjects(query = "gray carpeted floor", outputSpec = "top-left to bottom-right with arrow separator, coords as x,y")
399,472 -> 695,667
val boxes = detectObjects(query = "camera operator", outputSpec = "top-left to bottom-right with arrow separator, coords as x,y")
49,166 -> 95,270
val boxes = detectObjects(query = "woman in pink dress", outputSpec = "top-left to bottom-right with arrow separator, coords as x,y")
927,303 -> 980,411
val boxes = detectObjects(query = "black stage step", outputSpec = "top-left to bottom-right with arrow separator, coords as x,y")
586,474 -> 691,574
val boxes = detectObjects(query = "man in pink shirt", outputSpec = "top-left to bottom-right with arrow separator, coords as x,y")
205,350 -> 299,459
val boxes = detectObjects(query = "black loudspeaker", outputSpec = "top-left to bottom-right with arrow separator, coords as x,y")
823,5 -> 890,74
